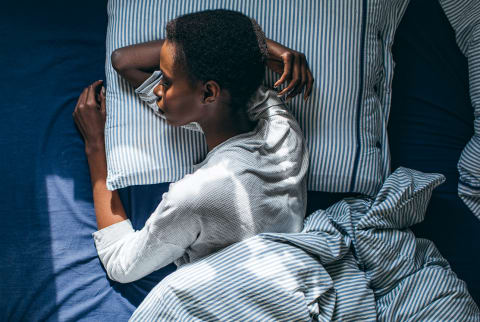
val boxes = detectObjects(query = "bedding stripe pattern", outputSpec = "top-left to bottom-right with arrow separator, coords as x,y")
129,167 -> 479,321
439,0 -> 480,219
105,0 -> 409,196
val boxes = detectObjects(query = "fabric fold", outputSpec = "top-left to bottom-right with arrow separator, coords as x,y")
439,0 -> 480,219
130,167 -> 479,321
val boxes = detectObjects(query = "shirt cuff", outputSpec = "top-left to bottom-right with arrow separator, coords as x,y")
92,219 -> 135,250
135,70 -> 162,93
135,70 -> 163,115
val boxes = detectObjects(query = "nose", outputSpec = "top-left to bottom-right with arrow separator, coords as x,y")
153,83 -> 163,101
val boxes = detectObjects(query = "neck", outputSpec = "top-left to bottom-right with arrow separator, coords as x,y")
200,110 -> 256,151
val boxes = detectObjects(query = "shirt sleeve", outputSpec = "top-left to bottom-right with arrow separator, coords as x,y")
134,70 -> 164,116
92,191 -> 201,283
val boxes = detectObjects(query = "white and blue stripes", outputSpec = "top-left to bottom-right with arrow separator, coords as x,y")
129,167 -> 479,321
105,0 -> 409,195
439,0 -> 480,219
105,0 -> 208,190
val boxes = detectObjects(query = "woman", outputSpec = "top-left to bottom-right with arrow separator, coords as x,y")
73,9 -> 313,284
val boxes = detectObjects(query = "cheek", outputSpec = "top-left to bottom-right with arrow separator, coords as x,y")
162,88 -> 182,109
163,86 -> 193,110
170,96 -> 201,125
163,88 -> 195,114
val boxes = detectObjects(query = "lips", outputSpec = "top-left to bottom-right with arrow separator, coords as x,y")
156,100 -> 165,114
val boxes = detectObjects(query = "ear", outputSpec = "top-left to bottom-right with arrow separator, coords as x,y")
202,80 -> 221,104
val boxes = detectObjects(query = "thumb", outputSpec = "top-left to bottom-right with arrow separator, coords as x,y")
100,86 -> 106,117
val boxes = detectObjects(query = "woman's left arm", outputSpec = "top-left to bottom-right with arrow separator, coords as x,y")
73,80 -> 127,230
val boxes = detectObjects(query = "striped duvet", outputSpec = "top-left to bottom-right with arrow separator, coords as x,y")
130,167 -> 479,321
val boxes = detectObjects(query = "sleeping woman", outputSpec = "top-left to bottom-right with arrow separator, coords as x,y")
73,9 -> 313,283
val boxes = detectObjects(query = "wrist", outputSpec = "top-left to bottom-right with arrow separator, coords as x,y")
85,140 -> 106,157
85,142 -> 108,185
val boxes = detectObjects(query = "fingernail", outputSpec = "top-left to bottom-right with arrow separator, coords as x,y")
101,86 -> 106,95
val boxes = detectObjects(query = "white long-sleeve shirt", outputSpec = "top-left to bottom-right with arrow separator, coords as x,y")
92,84 -> 309,283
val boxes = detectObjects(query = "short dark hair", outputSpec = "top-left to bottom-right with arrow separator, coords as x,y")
166,9 -> 267,114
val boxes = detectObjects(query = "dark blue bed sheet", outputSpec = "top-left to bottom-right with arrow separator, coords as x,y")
0,2 -> 358,320
0,1 -> 174,321
1,0 -> 479,320
389,0 -> 480,304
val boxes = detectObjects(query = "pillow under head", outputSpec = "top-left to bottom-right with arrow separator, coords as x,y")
105,0 -> 409,195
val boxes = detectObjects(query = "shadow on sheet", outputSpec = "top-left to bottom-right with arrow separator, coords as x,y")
389,0 -> 480,304
0,2 -> 174,321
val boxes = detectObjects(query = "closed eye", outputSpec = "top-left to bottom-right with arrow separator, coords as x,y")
159,76 -> 170,87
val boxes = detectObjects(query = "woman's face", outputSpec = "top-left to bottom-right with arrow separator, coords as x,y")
153,41 -> 203,126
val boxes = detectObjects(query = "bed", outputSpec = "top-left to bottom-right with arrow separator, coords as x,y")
1,0 -> 478,320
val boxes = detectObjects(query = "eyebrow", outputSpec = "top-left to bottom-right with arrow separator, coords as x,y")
158,65 -> 172,79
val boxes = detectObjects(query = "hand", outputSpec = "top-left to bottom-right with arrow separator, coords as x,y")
266,39 -> 314,102
73,80 -> 106,154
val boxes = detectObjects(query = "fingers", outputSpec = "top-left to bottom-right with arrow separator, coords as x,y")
100,86 -> 106,118
72,80 -> 104,122
73,105 -> 87,139
92,79 -> 104,89
305,68 -> 314,101
275,53 -> 293,89
76,87 -> 88,108
287,56 -> 307,101
275,52 -> 314,102
73,87 -> 88,125
72,80 -> 107,145
86,80 -> 103,109
279,54 -> 300,98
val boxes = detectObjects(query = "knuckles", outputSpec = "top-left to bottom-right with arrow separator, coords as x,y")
282,52 -> 293,61
77,102 -> 97,110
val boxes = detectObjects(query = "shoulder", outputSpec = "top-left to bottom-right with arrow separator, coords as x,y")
165,159 -> 242,206
247,86 -> 305,150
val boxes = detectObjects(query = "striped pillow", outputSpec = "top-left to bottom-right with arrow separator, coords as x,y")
105,0 -> 409,195
439,0 -> 480,219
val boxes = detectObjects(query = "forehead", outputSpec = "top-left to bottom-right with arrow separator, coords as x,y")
159,40 -> 176,77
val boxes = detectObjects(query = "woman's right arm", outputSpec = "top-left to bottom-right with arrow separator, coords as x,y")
111,38 -> 314,100
111,39 -> 165,89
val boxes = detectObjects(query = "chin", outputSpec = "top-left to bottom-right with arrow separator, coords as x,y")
165,118 -> 182,127
163,115 -> 193,128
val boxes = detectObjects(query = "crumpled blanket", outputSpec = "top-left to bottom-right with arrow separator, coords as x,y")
130,167 -> 480,321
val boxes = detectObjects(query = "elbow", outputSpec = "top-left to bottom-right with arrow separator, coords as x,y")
111,49 -> 127,72
107,271 -> 136,284
98,250 -> 140,284
105,265 -> 138,284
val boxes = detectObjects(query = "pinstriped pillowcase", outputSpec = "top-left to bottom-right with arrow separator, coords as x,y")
105,0 -> 409,195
